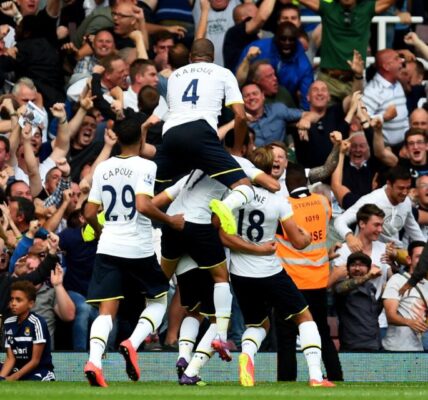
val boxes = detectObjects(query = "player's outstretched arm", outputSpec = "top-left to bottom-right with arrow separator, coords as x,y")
219,228 -> 277,255
253,172 -> 280,193
280,218 -> 311,250
230,103 -> 248,155
136,194 -> 184,231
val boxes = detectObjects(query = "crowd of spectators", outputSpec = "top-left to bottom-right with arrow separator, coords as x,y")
0,0 -> 428,364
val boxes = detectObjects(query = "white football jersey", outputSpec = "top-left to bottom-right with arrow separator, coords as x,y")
88,156 -> 157,258
165,156 -> 262,224
163,62 -> 243,134
230,188 -> 294,278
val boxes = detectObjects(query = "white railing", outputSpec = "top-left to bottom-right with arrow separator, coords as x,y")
301,15 -> 424,66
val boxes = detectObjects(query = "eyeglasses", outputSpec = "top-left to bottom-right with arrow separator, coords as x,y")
407,140 -> 425,147
111,11 -> 134,19
417,183 -> 428,189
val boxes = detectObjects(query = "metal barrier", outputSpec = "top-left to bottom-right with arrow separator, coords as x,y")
301,15 -> 424,66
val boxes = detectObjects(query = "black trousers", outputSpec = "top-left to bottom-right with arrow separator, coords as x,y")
275,288 -> 343,381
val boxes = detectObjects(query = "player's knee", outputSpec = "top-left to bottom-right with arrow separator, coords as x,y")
292,309 -> 313,326
148,293 -> 168,308
262,318 -> 270,333
209,263 -> 229,282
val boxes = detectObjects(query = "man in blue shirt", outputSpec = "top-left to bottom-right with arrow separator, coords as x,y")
242,82 -> 315,147
237,22 -> 313,110
0,280 -> 55,381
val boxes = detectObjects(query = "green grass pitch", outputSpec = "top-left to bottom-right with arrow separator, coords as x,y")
1,382 -> 428,400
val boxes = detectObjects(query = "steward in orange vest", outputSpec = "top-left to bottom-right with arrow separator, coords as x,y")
274,162 -> 343,382
276,192 -> 331,290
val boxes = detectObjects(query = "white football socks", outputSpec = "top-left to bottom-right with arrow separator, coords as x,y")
241,326 -> 267,364
222,185 -> 255,211
299,320 -> 323,381
178,316 -> 200,362
185,323 -> 217,377
129,295 -> 167,349
89,314 -> 113,368
213,282 -> 232,342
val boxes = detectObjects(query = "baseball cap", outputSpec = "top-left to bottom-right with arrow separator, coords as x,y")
346,252 -> 372,268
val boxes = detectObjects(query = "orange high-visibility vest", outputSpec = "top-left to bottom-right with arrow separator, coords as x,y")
276,192 -> 331,290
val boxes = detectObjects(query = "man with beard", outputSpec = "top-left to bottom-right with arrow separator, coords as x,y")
331,204 -> 392,337
333,252 -> 383,351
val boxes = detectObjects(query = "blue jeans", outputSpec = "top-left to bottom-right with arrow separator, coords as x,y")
68,290 -> 98,351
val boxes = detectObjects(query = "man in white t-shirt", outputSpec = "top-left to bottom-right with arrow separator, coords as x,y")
192,0 -> 240,66
382,241 -> 428,351
123,59 -> 168,119
83,118 -> 184,387
334,165 -> 425,250
155,38 -> 254,236
331,203 -> 392,334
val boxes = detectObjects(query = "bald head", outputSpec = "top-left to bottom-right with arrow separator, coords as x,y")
375,49 -> 396,69
410,108 -> 428,131
190,39 -> 214,63
375,49 -> 403,82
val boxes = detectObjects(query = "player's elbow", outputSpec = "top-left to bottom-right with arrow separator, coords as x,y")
290,235 -> 311,250
136,197 -> 151,214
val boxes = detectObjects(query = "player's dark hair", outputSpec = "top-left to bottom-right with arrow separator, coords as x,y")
11,280 -> 37,302
356,203 -> 385,224
224,128 -> 250,149
285,162 -> 306,192
113,116 -> 146,146
169,43 -> 190,70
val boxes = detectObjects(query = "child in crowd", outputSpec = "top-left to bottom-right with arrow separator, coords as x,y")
0,280 -> 55,381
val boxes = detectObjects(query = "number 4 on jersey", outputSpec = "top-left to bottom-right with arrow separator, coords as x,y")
182,79 -> 199,105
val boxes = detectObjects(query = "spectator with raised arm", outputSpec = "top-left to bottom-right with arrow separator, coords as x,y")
223,0 -> 276,71
383,241 -> 428,351
334,252 -> 383,351
242,82 -> 317,147
237,21 -> 313,110
299,0 -> 396,103
362,49 -> 409,150
334,165 -> 425,252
